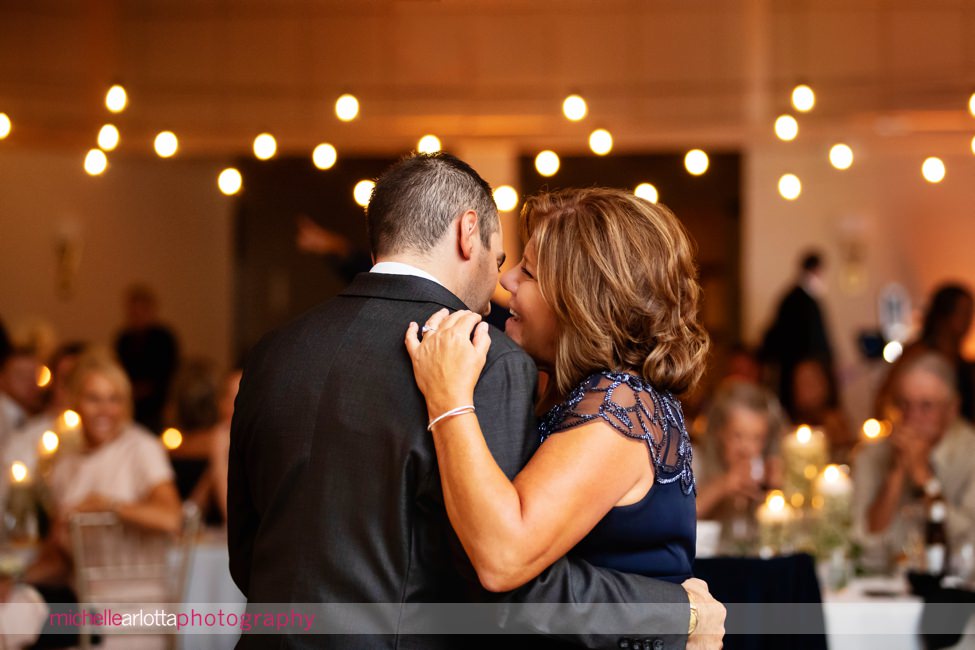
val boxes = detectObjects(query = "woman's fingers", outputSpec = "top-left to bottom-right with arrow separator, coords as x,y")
449,311 -> 483,339
422,307 -> 450,331
472,321 -> 492,357
405,321 -> 421,358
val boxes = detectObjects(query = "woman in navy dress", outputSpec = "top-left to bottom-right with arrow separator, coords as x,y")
405,187 -> 708,591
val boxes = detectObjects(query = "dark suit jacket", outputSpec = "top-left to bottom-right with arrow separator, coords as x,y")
228,273 -> 690,649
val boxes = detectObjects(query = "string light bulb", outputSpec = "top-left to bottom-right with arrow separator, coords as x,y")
589,129 -> 613,155
634,183 -> 659,204
335,94 -> 360,121
354,180 -> 375,207
562,95 -> 587,121
535,150 -> 560,177
493,185 -> 519,212
417,135 -> 441,154
778,174 -> 802,200
684,149 -> 709,176
154,131 -> 178,158
312,143 -> 337,170
84,149 -> 108,176
792,84 -> 815,112
829,144 -> 854,170
105,85 -> 127,113
218,168 -> 243,195
774,115 -> 799,141
253,133 -> 277,160
922,157 -> 946,183
0,113 -> 12,139
97,124 -> 119,151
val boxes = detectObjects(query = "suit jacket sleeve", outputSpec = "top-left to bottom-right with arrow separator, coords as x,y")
467,349 -> 690,650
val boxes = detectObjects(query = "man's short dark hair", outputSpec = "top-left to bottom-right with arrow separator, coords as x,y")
800,251 -> 823,273
366,153 -> 499,257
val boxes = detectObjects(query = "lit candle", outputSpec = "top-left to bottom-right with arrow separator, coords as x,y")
782,425 -> 828,504
756,490 -> 795,557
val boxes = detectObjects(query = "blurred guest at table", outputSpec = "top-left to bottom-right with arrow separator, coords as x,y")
23,350 -> 181,589
166,358 -> 220,509
695,381 -> 786,547
790,357 -> 856,463
2,342 -> 86,503
114,284 -> 180,434
876,283 -> 975,423
759,250 -> 838,421
209,368 -> 242,523
0,347 -> 45,449
853,351 -> 975,555
723,343 -> 763,385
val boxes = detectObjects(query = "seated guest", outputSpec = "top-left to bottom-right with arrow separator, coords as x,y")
695,381 -> 786,545
790,357 -> 856,463
209,368 -> 242,523
166,358 -> 221,506
876,283 -> 975,422
0,347 -> 45,447
853,351 -> 975,554
23,350 -> 181,589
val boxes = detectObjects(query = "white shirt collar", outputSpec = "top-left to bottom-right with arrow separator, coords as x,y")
370,261 -> 445,288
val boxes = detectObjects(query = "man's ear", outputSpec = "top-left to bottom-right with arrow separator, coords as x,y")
457,210 -> 479,261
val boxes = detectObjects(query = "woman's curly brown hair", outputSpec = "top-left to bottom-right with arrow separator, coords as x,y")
523,187 -> 710,397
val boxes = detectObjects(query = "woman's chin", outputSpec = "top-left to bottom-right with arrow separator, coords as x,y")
504,318 -> 522,343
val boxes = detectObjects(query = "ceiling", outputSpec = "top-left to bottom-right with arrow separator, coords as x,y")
1,0 -> 974,158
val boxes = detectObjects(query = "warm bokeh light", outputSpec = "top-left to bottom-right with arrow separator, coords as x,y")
354,179 -> 375,207
562,94 -> 588,121
84,148 -> 108,176
41,430 -> 59,454
97,124 -> 119,151
796,425 -> 812,444
218,168 -> 243,195
312,143 -> 337,170
922,156 -> 946,183
823,464 -> 841,483
883,341 -> 903,363
829,143 -> 854,170
634,183 -> 659,204
417,134 -> 441,154
778,174 -> 801,200
162,428 -> 183,450
684,149 -> 709,176
36,365 -> 51,388
335,94 -> 360,121
10,462 -> 27,484
969,93 -> 975,117
253,133 -> 277,160
0,113 -> 10,139
862,418 -> 882,439
792,84 -> 815,112
493,185 -> 518,212
767,490 -> 786,512
154,131 -> 178,158
105,84 -> 127,113
589,128 -> 613,155
62,410 -> 80,429
971,135 -> 975,156
790,493 -> 805,508
535,150 -> 560,177
774,115 -> 799,141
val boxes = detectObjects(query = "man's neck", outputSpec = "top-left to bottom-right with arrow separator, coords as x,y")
375,254 -> 455,291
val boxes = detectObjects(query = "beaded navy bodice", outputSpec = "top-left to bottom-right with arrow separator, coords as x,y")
538,371 -> 697,583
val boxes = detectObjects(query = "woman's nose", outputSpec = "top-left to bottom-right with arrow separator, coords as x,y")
500,267 -> 517,293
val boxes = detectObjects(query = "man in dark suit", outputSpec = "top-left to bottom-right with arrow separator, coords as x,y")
229,153 -> 724,649
760,251 -> 838,419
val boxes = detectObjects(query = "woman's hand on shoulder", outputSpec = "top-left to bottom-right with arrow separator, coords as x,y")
405,308 -> 492,413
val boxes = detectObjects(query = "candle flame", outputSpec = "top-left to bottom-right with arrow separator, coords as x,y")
10,462 -> 28,483
162,428 -> 183,450
862,418 -> 882,439
41,430 -> 59,454
796,425 -> 812,444
63,410 -> 81,429
823,464 -> 840,482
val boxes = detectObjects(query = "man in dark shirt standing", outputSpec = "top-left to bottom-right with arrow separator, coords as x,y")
115,284 -> 179,433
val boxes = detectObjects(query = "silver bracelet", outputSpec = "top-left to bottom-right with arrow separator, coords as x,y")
427,405 -> 476,431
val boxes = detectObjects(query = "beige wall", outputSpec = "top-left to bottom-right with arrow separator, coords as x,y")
0,149 -> 233,369
743,135 -> 975,424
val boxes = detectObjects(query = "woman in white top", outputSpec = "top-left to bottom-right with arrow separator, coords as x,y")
24,349 -> 181,587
